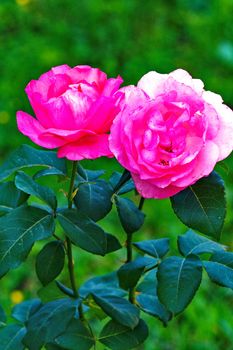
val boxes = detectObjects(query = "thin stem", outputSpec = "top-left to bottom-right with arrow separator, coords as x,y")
126,196 -> 145,304
66,161 -> 85,321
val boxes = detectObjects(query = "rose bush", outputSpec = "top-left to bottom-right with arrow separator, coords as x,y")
110,69 -> 233,198
17,65 -> 123,160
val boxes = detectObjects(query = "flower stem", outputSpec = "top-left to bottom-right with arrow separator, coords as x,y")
126,196 -> 145,304
66,161 -> 84,321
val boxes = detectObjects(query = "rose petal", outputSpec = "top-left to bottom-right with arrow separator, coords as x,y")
16,111 -> 66,148
57,134 -> 113,160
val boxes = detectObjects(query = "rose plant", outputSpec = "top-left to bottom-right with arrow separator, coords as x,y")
0,65 -> 233,350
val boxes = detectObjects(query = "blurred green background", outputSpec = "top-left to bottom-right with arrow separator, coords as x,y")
1,0 -> 233,349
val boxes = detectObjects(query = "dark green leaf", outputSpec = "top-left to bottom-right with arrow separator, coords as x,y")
157,255 -> 202,315
74,179 -> 113,222
0,305 -> 6,327
46,344 -> 65,350
23,299 -> 78,350
38,281 -> 68,303
178,230 -> 226,256
0,206 -> 55,277
56,281 -> 74,298
117,257 -> 157,290
0,325 -> 26,350
77,163 -> 105,181
91,294 -> 139,329
57,209 -> 107,256
137,294 -> 172,325
133,238 -> 170,258
80,273 -> 126,299
115,196 -> 145,234
109,172 -> 135,195
34,168 -> 66,179
99,319 -> 148,350
0,182 -> 28,216
136,271 -> 172,325
0,145 -> 66,181
15,171 -> 57,210
36,241 -> 65,286
12,299 -> 41,323
106,233 -> 122,254
171,172 -> 226,240
204,251 -> 233,289
55,319 -> 95,350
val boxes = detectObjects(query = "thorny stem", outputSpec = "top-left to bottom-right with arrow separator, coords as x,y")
127,196 -> 145,304
66,161 -> 85,321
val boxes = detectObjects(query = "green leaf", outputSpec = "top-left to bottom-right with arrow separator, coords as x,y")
0,182 -> 28,216
74,179 -> 113,222
117,257 -> 157,290
157,255 -> 202,315
77,163 -> 105,181
34,168 -> 66,180
137,294 -> 172,325
0,206 -> 55,277
133,238 -> 170,258
91,294 -> 140,329
46,344 -> 65,350
99,319 -> 148,350
80,272 -> 126,299
23,299 -> 78,350
106,233 -> 122,253
12,299 -> 41,323
109,172 -> 135,195
57,209 -> 107,256
171,172 -> 226,240
136,271 -> 172,325
0,325 -> 26,350
178,230 -> 226,256
0,305 -> 6,327
204,251 -> 233,289
0,145 -> 66,181
38,281 -> 67,303
36,241 -> 65,286
55,319 -> 95,350
15,171 -> 57,210
115,196 -> 145,234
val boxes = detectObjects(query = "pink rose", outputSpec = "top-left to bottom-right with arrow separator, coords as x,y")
109,69 -> 233,199
17,65 -> 123,160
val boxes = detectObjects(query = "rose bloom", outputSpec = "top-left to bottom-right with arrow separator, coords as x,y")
110,69 -> 233,199
17,65 -> 123,160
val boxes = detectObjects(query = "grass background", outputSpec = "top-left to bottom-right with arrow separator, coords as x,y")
1,0 -> 233,349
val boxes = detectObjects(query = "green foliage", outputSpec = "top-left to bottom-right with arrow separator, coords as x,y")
171,172 -> 226,239
157,255 -> 202,315
91,293 -> 140,329
15,171 -> 57,210
55,319 -> 95,350
23,298 -> 78,350
0,145 -> 66,181
133,238 -> 170,258
0,181 -> 28,216
36,242 -> 65,286
0,325 -> 26,350
57,209 -> 120,256
204,251 -> 233,289
115,196 -> 145,234
99,319 -> 149,350
0,206 -> 55,277
178,230 -> 226,256
74,179 -> 113,222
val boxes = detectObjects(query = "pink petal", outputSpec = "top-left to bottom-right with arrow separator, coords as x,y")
173,141 -> 219,187
16,111 -> 66,148
137,71 -> 167,98
170,69 -> 204,94
57,134 -> 113,160
132,173 -> 185,199
203,91 -> 233,161
101,76 -> 123,96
